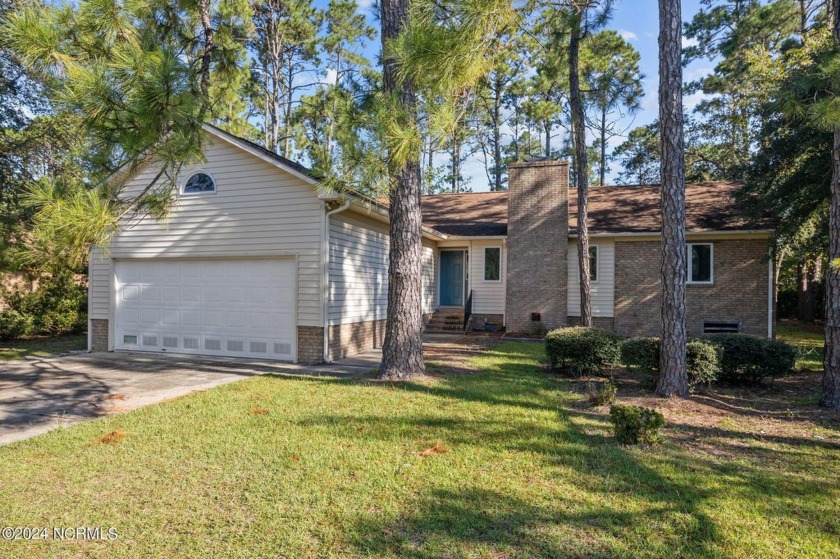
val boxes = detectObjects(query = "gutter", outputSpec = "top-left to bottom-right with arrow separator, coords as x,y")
568,229 -> 775,239
322,199 -> 351,363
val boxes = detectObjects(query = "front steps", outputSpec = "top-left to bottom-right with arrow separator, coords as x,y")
425,308 -> 465,334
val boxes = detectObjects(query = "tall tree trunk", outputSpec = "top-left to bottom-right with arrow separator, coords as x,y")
824,0 -> 840,409
493,76 -> 503,191
656,0 -> 689,397
569,11 -> 592,327
378,0 -> 425,380
599,106 -> 607,186
544,121 -> 551,158
426,139 -> 434,194
284,63 -> 294,159
798,256 -> 822,322
197,0 -> 215,117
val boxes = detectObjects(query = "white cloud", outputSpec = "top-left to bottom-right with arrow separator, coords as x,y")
682,36 -> 699,49
618,30 -> 638,41
325,68 -> 338,86
684,91 -> 710,111
357,0 -> 375,8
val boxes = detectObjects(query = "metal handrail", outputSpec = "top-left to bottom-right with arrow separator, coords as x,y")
464,289 -> 473,331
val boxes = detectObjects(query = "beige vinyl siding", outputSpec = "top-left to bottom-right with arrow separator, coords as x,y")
88,247 -> 111,320
328,213 -> 388,325
567,240 -> 615,317
107,137 -> 324,327
422,241 -> 437,313
328,211 -> 436,325
470,240 -> 506,315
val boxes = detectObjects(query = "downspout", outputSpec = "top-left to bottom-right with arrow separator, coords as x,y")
323,199 -> 351,363
768,253 -> 774,339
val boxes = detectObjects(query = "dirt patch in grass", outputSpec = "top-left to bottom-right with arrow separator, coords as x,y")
422,335 -> 503,375
90,430 -> 128,445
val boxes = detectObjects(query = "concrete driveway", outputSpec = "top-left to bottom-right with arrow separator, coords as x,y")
0,350 -> 379,445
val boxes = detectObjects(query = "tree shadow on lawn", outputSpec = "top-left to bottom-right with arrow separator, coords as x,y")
266,344 -> 837,556
336,404 -> 730,558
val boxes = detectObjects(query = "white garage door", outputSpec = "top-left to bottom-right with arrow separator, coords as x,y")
115,259 -> 296,361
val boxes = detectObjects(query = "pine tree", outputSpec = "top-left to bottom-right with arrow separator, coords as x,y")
657,0 -> 689,397
377,0 -> 426,379
581,30 -> 643,186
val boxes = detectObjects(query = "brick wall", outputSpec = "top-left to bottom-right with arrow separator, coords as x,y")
328,319 -> 386,361
505,160 -> 569,333
614,239 -> 772,337
297,326 -> 324,364
90,319 -> 109,352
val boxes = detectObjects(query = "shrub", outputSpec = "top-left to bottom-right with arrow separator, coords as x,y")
620,337 -> 659,376
545,327 -> 622,377
3,272 -> 87,336
609,404 -> 666,444
620,337 -> 720,390
0,310 -> 34,341
686,339 -> 720,388
706,334 -> 797,385
587,379 -> 617,406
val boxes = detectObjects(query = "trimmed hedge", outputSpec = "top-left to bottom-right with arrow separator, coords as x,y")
545,327 -> 622,377
610,404 -> 666,444
620,337 -> 719,390
705,334 -> 797,385
0,310 -> 34,341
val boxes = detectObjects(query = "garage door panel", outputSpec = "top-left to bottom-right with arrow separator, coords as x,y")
116,258 -> 296,361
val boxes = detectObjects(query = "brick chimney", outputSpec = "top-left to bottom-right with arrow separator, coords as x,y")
505,159 -> 570,333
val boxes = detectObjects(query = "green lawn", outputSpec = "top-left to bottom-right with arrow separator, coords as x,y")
0,334 -> 87,362
0,342 -> 838,558
777,321 -> 825,371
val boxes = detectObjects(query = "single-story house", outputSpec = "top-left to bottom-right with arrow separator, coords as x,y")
88,125 -> 775,364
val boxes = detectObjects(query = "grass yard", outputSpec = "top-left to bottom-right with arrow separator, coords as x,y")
0,340 -> 838,558
777,320 -> 825,371
0,334 -> 87,362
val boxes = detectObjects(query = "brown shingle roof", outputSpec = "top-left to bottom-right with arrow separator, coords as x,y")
420,181 -> 771,236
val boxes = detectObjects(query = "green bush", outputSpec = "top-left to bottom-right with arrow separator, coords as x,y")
587,379 -> 617,406
706,334 -> 797,385
609,404 -> 666,444
620,337 -> 720,390
0,310 -> 34,341
686,339 -> 720,388
620,337 -> 659,376
545,327 -> 622,377
3,273 -> 87,336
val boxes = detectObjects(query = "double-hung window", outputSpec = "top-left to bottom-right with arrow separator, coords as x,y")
687,243 -> 713,284
484,247 -> 501,281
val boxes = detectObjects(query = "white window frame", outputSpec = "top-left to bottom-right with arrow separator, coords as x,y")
181,170 -> 217,195
589,245 -> 599,284
687,243 -> 714,285
483,246 -> 502,282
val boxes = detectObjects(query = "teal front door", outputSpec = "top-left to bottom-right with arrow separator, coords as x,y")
440,250 -> 465,306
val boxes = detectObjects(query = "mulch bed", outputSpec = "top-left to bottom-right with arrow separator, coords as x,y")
555,365 -> 840,453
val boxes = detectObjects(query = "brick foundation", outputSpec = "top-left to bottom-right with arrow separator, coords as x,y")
614,239 -> 771,337
297,326 -> 325,364
567,316 -> 615,331
328,319 -> 386,361
90,319 -> 109,352
505,160 -> 569,332
468,314 -> 505,331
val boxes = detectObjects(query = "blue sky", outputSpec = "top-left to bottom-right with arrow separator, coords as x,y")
333,0 -> 713,189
